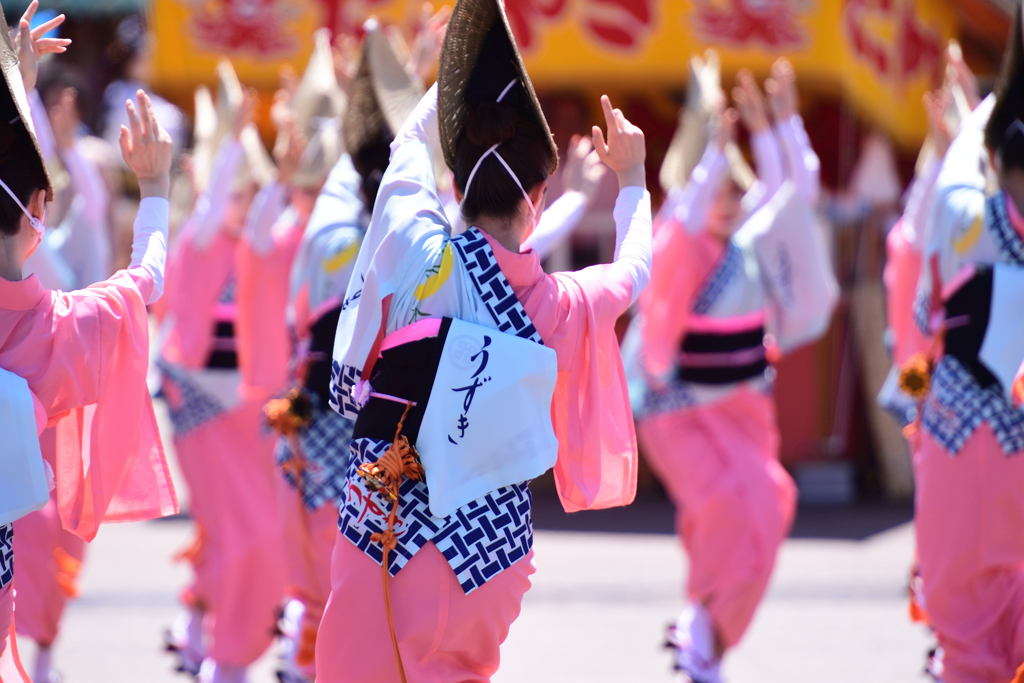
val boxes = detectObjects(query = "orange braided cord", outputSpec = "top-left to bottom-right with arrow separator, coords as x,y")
355,401 -> 422,683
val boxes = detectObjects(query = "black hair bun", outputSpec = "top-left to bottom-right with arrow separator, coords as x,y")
465,102 -> 518,149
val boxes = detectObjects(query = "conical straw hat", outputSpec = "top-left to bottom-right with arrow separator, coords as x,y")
0,5 -> 51,198
232,123 -> 276,192
292,29 -> 346,142
437,0 -> 558,175
213,60 -> 243,153
291,118 -> 343,189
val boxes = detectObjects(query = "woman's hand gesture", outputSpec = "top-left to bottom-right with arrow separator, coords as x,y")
765,57 -> 798,121
592,95 -> 646,189
13,1 -> 71,92
732,69 -> 770,133
561,134 -> 608,205
120,90 -> 173,200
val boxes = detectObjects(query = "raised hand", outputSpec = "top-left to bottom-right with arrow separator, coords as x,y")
119,90 -> 173,200
765,57 -> 798,121
714,107 -> 739,152
945,41 -> 980,112
923,88 -> 953,158
333,33 -> 359,95
732,69 -> 769,133
13,0 -> 71,92
48,86 -> 79,151
591,95 -> 646,189
407,4 -> 451,84
561,134 -> 608,205
231,88 -> 258,141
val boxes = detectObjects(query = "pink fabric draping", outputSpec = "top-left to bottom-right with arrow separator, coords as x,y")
161,228 -> 237,369
0,269 -> 178,542
638,215 -> 723,380
171,401 -> 285,667
316,537 -> 534,683
13,427 -> 86,646
637,387 -> 795,648
484,231 -> 638,512
915,425 -> 1024,683
0,583 -> 30,683
883,220 -> 930,366
235,219 -> 305,400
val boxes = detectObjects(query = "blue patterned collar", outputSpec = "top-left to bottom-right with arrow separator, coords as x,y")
988,192 -> 1024,266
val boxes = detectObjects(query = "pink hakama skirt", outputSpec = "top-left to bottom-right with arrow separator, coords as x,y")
173,400 -> 286,667
637,387 -> 796,648
915,424 -> 1024,682
315,537 -> 534,682
276,474 -> 338,661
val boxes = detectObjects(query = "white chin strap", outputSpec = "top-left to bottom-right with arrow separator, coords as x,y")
0,176 -> 44,238
460,79 -> 538,229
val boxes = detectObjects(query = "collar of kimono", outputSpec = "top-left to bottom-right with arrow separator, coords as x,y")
0,272 -> 45,310
1004,190 -> 1024,241
478,228 -> 545,288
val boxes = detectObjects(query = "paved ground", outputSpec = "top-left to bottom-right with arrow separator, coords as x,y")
10,402 -> 934,682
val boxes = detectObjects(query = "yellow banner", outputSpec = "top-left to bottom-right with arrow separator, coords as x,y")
150,0 -> 325,94
152,0 -> 956,147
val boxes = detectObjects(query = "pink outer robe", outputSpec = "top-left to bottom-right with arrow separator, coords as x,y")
162,227 -> 285,667
0,268 -> 178,540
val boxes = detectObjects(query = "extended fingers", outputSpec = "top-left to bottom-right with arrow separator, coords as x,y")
118,124 -> 132,161
20,1 -> 38,27
599,95 -> 618,134
591,125 -> 609,162
31,14 -> 65,40
36,38 -> 71,56
125,98 -> 143,144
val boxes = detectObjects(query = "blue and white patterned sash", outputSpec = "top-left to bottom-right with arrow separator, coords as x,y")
0,523 -> 12,589
692,241 -> 742,315
275,396 -> 355,511
157,360 -> 227,437
338,227 -> 540,593
922,356 -> 1024,456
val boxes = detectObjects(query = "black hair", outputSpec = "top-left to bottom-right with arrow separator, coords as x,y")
36,62 -> 88,110
0,123 -> 48,236
107,15 -> 147,79
454,101 -> 551,224
984,0 -> 1024,173
350,128 -> 393,213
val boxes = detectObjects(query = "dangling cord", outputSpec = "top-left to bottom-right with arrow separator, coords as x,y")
900,325 -> 946,444
356,401 -> 424,683
9,617 -> 32,683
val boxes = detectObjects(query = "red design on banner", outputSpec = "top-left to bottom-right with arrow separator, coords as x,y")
190,0 -> 302,57
504,0 -> 569,51
692,0 -> 807,49
580,0 -> 653,49
844,0 -> 942,83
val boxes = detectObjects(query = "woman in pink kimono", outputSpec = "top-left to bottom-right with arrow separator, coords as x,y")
159,93 -> 286,683
0,4 -> 177,680
635,58 -> 823,683
910,6 -> 1024,679
315,0 -> 650,680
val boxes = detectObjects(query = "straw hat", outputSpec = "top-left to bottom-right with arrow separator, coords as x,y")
0,6 -> 51,199
437,0 -> 558,176
343,20 -> 423,160
291,117 -> 343,189
292,29 -> 346,143
660,50 -> 753,193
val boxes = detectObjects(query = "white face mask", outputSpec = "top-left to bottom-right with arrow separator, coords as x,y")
0,177 -> 45,249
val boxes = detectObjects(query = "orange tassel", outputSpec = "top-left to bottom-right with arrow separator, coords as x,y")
265,389 -> 313,436
898,353 -> 934,400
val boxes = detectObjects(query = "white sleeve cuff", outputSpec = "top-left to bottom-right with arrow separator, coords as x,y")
129,197 -> 170,304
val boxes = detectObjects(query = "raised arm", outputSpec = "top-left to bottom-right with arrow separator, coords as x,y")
673,115 -> 730,235
592,94 -> 652,305
734,70 -> 784,213
119,90 -> 173,303
766,58 -> 820,205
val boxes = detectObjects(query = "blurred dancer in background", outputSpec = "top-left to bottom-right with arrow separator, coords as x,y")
909,2 -> 1024,679
158,62 -> 285,683
633,53 -> 829,683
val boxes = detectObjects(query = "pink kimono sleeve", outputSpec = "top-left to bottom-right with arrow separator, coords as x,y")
546,265 -> 639,511
50,269 -> 178,541
884,219 -> 930,365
